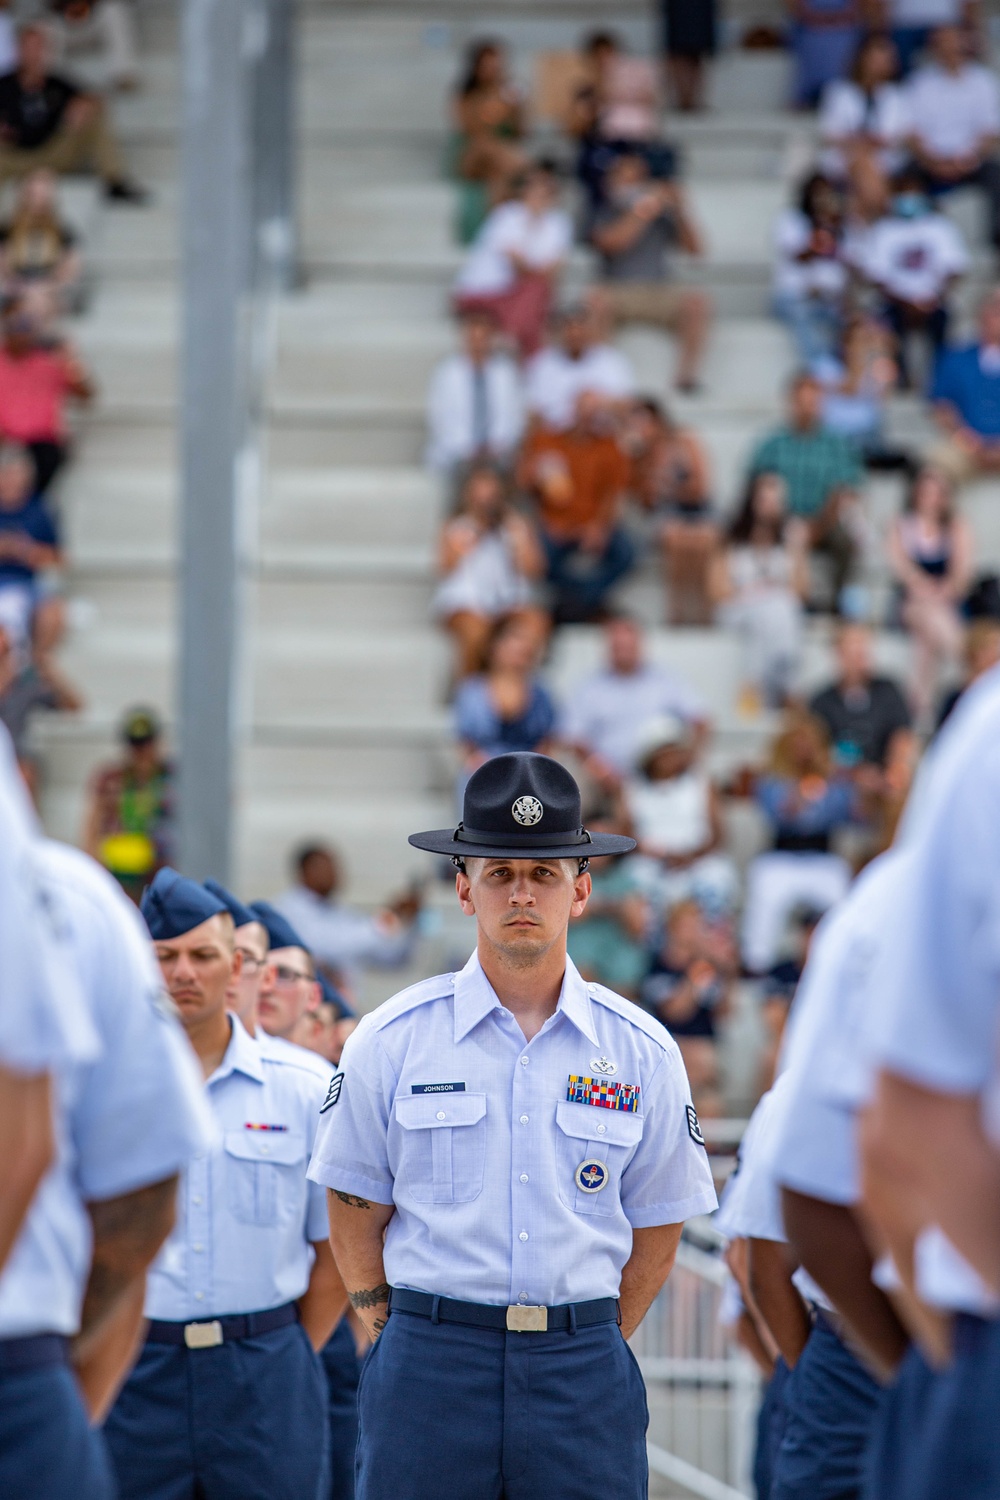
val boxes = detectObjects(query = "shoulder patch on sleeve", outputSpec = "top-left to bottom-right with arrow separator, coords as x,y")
686,1104 -> 706,1147
320,1072 -> 344,1113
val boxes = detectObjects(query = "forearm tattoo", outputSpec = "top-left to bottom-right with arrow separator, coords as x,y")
349,1282 -> 391,1339
334,1190 -> 372,1210
348,1283 -> 391,1311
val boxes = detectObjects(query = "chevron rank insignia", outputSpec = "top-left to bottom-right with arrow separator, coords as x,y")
320,1072 -> 344,1113
567,1075 -> 640,1112
686,1104 -> 705,1146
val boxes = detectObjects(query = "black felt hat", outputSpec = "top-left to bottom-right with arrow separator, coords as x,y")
408,752 -> 636,861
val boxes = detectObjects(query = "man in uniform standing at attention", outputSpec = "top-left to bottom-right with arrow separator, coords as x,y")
103,869 -> 346,1500
308,752 -> 718,1500
0,835 -> 211,1499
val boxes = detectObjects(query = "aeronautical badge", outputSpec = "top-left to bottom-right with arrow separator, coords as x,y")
686,1104 -> 706,1147
590,1055 -> 617,1076
511,795 -> 543,826
320,1072 -> 344,1113
575,1159 -> 610,1194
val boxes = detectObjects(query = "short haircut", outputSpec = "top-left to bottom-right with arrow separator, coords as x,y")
294,842 -> 332,873
788,368 -> 820,394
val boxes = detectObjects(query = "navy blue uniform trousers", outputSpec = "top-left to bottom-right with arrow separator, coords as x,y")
355,1309 -> 648,1500
754,1357 -> 790,1500
770,1318 -> 881,1500
864,1315 -> 1000,1500
321,1315 -> 361,1500
103,1321 -> 329,1500
0,1357 -> 115,1500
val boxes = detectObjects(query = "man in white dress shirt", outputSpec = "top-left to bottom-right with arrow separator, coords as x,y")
905,25 -> 1000,248
559,613 -> 709,787
274,843 -> 420,998
425,308 -> 525,476
524,303 -> 635,431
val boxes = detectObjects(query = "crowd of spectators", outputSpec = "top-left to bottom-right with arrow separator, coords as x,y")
11,9 -> 1000,1110
0,17 -> 153,879
427,17 -> 1000,1110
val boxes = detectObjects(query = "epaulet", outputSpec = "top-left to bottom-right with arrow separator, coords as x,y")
587,983 -> 676,1054
366,973 -> 457,1032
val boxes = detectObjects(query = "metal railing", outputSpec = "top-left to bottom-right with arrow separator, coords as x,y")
632,1238 -> 760,1499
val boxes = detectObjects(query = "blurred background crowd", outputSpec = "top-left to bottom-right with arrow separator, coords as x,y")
9,0 -> 1000,1128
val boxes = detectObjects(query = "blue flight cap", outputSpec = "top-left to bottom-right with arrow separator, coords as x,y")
203,878 -> 256,930
249,900 -> 308,953
141,867 -> 229,941
319,971 -> 356,1020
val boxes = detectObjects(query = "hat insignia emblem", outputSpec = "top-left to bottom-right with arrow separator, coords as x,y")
512,795 -> 544,827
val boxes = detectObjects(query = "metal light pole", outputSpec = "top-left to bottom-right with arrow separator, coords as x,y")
176,0 -> 297,881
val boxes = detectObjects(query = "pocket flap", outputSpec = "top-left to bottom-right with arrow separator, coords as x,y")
224,1129 -> 307,1165
555,1099 -> 643,1146
395,1092 -> 487,1130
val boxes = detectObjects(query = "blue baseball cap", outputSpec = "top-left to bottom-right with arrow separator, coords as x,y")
203,878 -> 256,930
141,868 -> 229,941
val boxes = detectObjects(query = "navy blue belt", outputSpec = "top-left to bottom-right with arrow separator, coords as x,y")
146,1301 -> 298,1350
388,1288 -> 619,1333
0,1334 -> 68,1374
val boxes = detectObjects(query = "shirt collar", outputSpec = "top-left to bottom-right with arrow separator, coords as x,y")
453,951 -> 599,1046
209,1014 -> 265,1087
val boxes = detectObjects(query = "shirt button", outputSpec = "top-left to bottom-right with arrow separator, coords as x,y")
193,1243 -> 204,1253
195,1292 -> 204,1301
518,1292 -> 529,1304
520,1057 -> 529,1067
597,1124 -> 607,1135
260,1145 -> 270,1155
519,1231 -> 529,1242
519,1173 -> 529,1184
192,1195 -> 202,1206
519,1114 -> 529,1125
436,1111 -> 447,1120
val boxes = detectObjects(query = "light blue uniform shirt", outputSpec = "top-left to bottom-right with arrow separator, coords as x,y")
852,668 -> 1000,1313
308,952 -> 717,1307
146,1016 -> 329,1322
0,737 -> 97,1075
714,1077 -> 830,1309
0,841 -> 212,1338
861,667 -> 1000,1116
767,850 -> 910,1208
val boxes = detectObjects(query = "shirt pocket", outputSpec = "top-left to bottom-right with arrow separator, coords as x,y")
553,1099 -> 644,1217
393,1092 -> 487,1204
223,1130 -> 308,1227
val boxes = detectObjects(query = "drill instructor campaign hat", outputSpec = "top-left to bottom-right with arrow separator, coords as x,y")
408,752 -> 636,863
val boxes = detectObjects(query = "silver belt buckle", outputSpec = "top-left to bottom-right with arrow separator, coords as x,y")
184,1320 -> 223,1349
506,1304 -> 548,1332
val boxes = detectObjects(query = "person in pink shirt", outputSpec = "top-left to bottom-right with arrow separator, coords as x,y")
0,298 -> 93,490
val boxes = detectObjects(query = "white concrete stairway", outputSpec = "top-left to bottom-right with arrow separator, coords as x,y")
35,1 -> 1000,946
